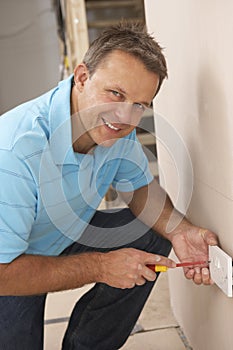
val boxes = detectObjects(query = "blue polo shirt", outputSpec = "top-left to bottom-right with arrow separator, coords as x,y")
0,76 -> 153,263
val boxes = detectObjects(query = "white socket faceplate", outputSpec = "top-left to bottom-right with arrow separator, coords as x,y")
209,245 -> 232,297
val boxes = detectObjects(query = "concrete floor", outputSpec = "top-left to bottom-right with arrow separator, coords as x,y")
44,273 -> 192,349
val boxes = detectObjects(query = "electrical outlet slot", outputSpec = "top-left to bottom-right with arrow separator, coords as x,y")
209,246 -> 232,297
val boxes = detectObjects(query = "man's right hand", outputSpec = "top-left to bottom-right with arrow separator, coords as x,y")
97,248 -> 176,289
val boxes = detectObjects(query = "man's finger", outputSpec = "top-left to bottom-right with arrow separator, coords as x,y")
205,233 -> 219,246
144,253 -> 176,268
199,229 -> 218,246
193,267 -> 202,285
184,268 -> 195,280
201,267 -> 213,285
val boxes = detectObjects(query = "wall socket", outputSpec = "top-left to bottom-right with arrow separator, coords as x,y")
209,246 -> 233,297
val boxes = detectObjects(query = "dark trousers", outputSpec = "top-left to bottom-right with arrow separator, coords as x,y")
0,209 -> 171,350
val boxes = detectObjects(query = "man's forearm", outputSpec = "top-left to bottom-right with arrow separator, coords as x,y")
124,179 -> 191,241
150,195 -> 191,241
0,252 -> 102,296
0,247 -> 177,295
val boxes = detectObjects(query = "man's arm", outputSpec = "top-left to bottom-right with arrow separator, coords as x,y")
0,248 -> 176,296
120,178 -> 218,285
0,253 -> 101,296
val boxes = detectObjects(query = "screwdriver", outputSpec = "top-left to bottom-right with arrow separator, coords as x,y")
147,260 -> 210,272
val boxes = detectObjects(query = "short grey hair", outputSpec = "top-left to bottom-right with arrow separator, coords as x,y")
83,21 -> 168,95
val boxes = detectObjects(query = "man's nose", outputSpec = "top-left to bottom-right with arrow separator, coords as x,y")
115,102 -> 142,126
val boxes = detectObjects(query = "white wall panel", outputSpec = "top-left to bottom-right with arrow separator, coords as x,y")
145,1 -> 233,349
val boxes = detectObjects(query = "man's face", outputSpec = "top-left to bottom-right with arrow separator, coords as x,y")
72,50 -> 159,151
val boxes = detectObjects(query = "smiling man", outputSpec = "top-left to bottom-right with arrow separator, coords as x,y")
0,22 -> 218,350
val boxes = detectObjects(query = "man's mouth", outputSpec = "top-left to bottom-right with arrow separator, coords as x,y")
102,117 -> 121,131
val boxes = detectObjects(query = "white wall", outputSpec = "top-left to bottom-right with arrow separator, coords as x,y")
145,1 -> 233,349
0,0 -> 60,114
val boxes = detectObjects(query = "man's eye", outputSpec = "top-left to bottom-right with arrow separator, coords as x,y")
111,90 -> 121,98
133,103 -> 145,112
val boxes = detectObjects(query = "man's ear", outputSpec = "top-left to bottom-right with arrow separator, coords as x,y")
73,64 -> 89,91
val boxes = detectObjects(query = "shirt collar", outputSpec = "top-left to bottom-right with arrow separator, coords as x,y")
49,75 -> 79,165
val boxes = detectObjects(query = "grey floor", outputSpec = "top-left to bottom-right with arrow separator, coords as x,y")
44,273 -> 192,349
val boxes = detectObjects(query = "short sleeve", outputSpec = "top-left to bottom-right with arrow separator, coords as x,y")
112,132 -> 153,192
0,150 -> 37,263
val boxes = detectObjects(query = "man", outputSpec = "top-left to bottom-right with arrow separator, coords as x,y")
0,22 -> 217,349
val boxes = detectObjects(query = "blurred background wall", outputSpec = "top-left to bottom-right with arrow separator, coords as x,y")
0,0 -> 60,114
145,1 -> 233,349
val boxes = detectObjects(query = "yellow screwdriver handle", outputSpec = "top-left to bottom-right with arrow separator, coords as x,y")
147,264 -> 169,272
154,265 -> 169,272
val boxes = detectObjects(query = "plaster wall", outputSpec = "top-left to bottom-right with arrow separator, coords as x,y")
145,1 -> 233,349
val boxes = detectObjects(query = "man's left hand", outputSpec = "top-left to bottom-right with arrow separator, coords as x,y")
170,226 -> 218,285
